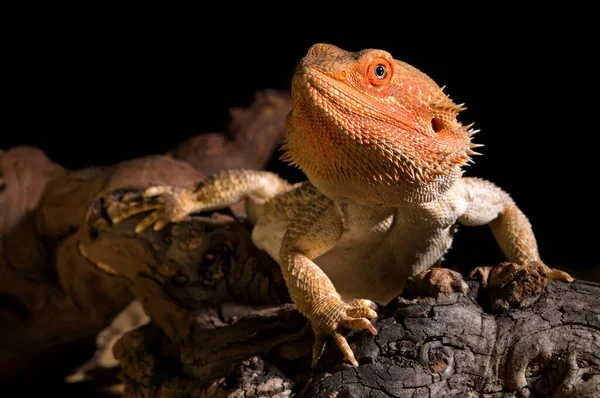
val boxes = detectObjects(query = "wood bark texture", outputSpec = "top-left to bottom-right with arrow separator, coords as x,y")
0,89 -> 290,378
110,251 -> 600,397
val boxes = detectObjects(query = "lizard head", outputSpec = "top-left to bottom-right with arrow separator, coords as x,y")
283,43 -> 479,204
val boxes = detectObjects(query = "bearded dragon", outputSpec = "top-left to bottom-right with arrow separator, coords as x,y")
111,43 -> 573,367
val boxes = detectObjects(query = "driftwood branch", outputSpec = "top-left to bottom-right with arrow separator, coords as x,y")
112,271 -> 600,397
0,90 -> 290,375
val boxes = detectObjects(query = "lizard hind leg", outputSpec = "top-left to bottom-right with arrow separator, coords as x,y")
109,169 -> 294,233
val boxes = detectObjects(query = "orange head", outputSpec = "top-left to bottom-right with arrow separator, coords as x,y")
283,43 -> 479,204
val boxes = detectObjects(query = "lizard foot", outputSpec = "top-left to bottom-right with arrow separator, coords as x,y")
470,261 -> 574,312
402,268 -> 470,299
310,298 -> 378,368
108,185 -> 199,233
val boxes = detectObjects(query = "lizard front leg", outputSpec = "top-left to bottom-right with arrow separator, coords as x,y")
278,192 -> 377,367
458,177 -> 573,309
109,169 -> 292,232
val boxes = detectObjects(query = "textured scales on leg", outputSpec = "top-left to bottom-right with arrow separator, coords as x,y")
112,43 -> 574,368
277,186 -> 378,367
110,169 -> 293,231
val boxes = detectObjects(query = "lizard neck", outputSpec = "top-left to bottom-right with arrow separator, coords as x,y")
311,172 -> 460,206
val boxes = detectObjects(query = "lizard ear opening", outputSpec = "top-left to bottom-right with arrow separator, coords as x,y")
431,117 -> 445,133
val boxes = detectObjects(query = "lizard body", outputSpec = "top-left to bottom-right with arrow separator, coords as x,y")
112,43 -> 572,367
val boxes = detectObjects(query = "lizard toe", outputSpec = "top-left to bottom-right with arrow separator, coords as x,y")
345,305 -> 378,319
143,185 -> 173,198
346,298 -> 378,311
339,317 -> 377,335
134,211 -> 164,233
542,265 -> 574,283
110,201 -> 163,224
153,218 -> 170,231
311,332 -> 328,368
332,331 -> 358,367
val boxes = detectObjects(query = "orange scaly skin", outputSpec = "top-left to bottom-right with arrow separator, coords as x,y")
112,43 -> 573,368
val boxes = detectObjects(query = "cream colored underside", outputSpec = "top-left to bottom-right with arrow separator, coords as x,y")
251,181 -> 467,303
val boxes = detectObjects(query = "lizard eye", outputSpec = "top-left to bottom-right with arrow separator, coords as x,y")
368,59 -> 393,86
374,64 -> 387,79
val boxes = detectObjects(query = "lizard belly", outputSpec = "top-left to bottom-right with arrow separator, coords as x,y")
251,218 -> 288,263
317,212 -> 456,303
251,202 -> 457,305
316,242 -> 396,302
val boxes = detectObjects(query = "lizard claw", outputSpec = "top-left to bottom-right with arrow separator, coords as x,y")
310,298 -> 378,368
312,332 -> 328,368
142,185 -> 174,198
540,264 -> 574,283
109,185 -> 196,233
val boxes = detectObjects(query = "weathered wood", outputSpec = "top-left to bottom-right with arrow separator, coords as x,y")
0,90 -> 291,384
112,273 -> 600,397
170,89 -> 291,175
79,197 -> 600,396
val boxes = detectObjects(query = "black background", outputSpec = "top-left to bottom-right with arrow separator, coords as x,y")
4,13 -> 598,279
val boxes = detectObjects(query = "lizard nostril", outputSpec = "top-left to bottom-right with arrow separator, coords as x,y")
335,70 -> 347,80
431,117 -> 445,133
